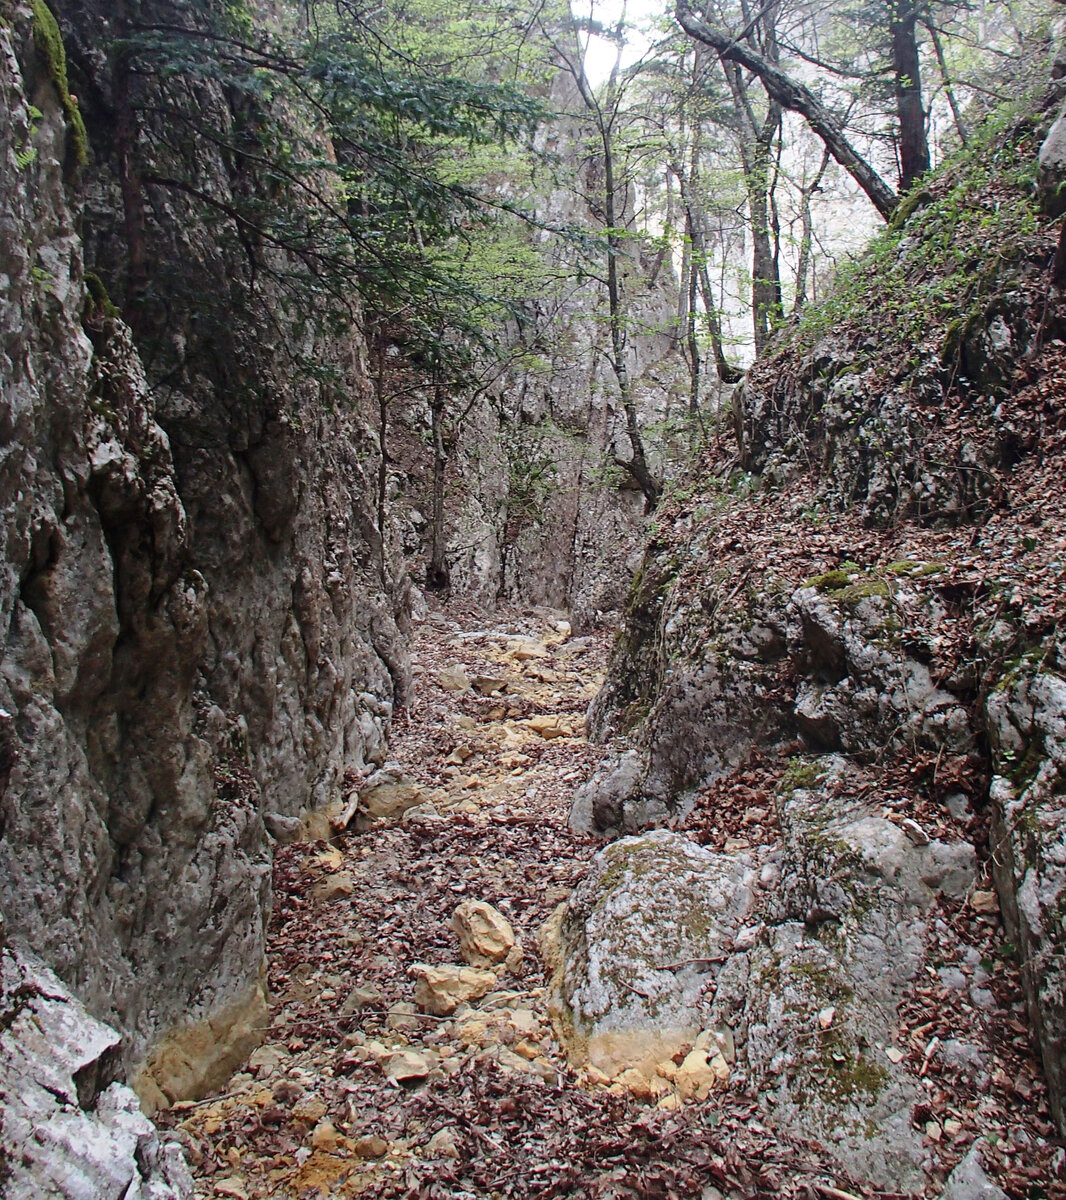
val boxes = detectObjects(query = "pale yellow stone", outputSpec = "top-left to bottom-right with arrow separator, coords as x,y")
508,641 -> 549,661
411,963 -> 496,1016
352,1134 -> 389,1159
504,1009 -> 541,1037
582,1065 -> 612,1087
656,1093 -> 682,1112
311,1121 -> 343,1152
213,1177 -> 249,1199
360,780 -> 422,819
655,1059 -> 679,1083
614,1068 -> 672,1102
513,1039 -> 541,1061
383,1050 -> 432,1082
292,1095 -> 329,1124
587,1028 -> 699,1080
436,666 -> 470,692
313,871 -> 354,901
134,978 -> 269,1113
709,1053 -> 731,1083
675,1050 -> 718,1102
537,903 -> 568,977
451,900 -> 516,966
526,714 -> 571,739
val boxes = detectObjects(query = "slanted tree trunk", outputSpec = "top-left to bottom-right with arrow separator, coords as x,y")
675,1 -> 899,220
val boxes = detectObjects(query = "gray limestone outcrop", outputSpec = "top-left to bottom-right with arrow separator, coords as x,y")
984,650 -> 1066,1130
579,564 -> 973,835
0,0 -> 407,1117
0,938 -> 193,1199
549,790 -> 977,1192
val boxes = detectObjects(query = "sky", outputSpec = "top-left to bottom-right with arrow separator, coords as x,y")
577,0 -> 664,86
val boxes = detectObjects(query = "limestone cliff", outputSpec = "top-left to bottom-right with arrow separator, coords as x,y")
0,0 -> 407,1113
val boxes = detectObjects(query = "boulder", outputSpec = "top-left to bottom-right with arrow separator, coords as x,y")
358,764 -> 423,822
451,901 -> 516,966
545,831 -> 757,1078
985,666 -> 1066,1131
410,964 -> 497,1016
1038,100 -> 1066,216
0,943 -> 192,1199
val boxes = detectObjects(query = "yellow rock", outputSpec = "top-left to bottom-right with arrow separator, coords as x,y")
655,1059 -> 679,1083
451,900 -> 516,966
352,1134 -> 389,1159
315,846 -> 344,871
311,1121 -> 344,1152
383,1050 -> 432,1082
313,872 -> 354,902
537,903 -> 568,976
675,1050 -> 718,1102
614,1068 -> 672,1102
580,1065 -> 613,1088
508,641 -> 549,661
360,781 -> 422,819
213,1178 -> 249,1199
133,979 -> 269,1113
410,963 -> 496,1015
656,1093 -> 683,1112
526,714 -> 571,739
513,1038 -> 541,1061
456,1013 -> 499,1047
292,1095 -> 329,1124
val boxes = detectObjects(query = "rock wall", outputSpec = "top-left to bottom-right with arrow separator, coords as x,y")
580,74 -> 1066,1138
0,0 -> 407,1111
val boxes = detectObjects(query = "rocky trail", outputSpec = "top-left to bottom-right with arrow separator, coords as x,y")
160,605 -> 1065,1200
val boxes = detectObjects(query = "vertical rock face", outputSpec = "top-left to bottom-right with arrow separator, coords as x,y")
985,659 -> 1066,1131
0,939 -> 194,1199
0,1 -> 407,1107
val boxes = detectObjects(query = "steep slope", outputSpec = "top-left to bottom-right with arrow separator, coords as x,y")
581,65 -> 1066,1152
0,0 -> 407,1115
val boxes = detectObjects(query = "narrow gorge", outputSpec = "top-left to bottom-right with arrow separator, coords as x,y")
1,0 -> 1065,1196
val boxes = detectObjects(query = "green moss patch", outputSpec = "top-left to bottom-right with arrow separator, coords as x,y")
30,0 -> 88,167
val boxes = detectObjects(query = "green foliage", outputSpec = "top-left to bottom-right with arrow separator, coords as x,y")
121,0 -> 547,333
30,0 -> 87,166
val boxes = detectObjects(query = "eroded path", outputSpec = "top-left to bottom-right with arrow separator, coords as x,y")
162,604 -> 1063,1199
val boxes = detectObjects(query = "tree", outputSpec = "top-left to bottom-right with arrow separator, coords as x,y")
538,13 -> 663,508
675,0 -> 901,219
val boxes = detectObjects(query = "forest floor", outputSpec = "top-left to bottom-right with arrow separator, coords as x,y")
161,602 -> 1064,1200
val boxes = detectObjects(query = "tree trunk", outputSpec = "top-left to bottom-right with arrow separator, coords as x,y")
427,383 -> 450,591
672,136 -> 742,383
601,104 -> 661,509
889,0 -> 930,191
675,1 -> 899,220
112,0 -> 148,328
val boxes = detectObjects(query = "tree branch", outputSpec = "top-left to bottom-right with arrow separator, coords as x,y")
674,2 -> 899,220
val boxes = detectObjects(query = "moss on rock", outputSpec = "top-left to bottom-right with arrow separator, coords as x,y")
30,0 -> 88,168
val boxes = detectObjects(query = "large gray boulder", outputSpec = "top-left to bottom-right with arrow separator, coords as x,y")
1038,99 -> 1066,215
549,778 -> 977,1192
545,830 -> 759,1078
0,941 -> 192,1199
